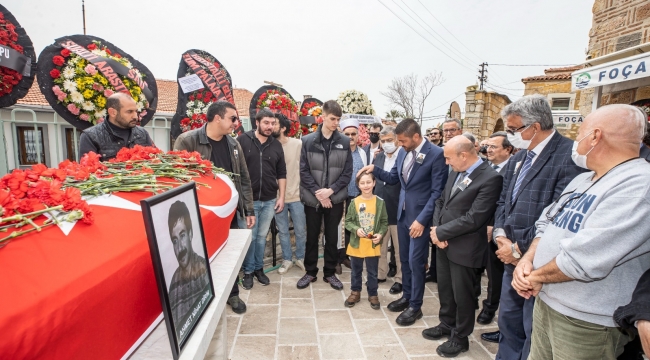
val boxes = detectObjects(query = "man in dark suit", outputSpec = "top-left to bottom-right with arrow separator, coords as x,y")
359,119 -> 448,326
488,95 -> 586,360
422,136 -> 502,357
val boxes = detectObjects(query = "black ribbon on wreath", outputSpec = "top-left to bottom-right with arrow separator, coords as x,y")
0,4 -> 36,109
36,34 -> 158,130
171,49 -> 234,140
299,97 -> 323,125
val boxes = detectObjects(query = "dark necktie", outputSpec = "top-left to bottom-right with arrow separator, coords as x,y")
451,172 -> 466,196
492,164 -> 499,170
511,150 -> 536,203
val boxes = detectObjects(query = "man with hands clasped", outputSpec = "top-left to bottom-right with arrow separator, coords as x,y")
511,104 -> 650,360
423,136 -> 502,357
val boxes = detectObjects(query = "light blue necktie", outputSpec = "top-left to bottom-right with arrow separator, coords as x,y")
511,150 -> 536,203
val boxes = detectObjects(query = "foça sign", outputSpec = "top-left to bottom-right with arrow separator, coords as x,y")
572,52 -> 650,91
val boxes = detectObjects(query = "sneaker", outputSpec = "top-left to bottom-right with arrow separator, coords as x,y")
242,273 -> 253,290
294,259 -> 305,271
278,260 -> 293,275
323,275 -> 344,290
227,295 -> 247,314
253,269 -> 270,286
297,274 -> 316,289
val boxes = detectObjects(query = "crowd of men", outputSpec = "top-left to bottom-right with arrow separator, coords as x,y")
80,93 -> 650,359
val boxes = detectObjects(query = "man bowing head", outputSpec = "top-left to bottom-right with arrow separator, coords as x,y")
423,135 -> 503,357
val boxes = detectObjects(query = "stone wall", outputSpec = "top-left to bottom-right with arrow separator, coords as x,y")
463,86 -> 511,140
589,0 -> 650,59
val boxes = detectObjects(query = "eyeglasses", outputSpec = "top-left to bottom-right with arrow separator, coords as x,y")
344,132 -> 358,137
228,115 -> 239,123
380,139 -> 394,143
442,128 -> 459,133
486,145 -> 502,150
506,124 -> 529,135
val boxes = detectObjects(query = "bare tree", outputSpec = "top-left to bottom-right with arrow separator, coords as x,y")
381,72 -> 445,124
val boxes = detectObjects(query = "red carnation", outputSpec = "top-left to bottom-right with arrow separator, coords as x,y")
50,69 -> 61,79
114,53 -> 121,58
52,55 -> 65,66
189,95 -> 195,101
105,48 -> 111,55
61,49 -> 71,57
87,43 -> 97,50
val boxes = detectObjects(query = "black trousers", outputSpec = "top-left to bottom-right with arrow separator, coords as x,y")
437,248 -> 479,339
305,203 -> 344,278
482,240 -> 504,312
338,196 -> 354,263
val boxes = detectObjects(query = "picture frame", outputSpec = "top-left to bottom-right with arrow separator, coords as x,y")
140,182 -> 215,359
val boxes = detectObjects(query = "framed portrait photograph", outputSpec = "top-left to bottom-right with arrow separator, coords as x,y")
140,182 -> 215,359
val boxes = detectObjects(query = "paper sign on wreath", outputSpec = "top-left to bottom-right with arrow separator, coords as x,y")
0,4 -> 37,109
171,49 -> 236,139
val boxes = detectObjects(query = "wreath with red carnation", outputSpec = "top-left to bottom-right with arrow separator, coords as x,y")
36,35 -> 158,130
249,85 -> 300,138
0,5 -> 36,108
298,97 -> 323,136
171,49 -> 235,139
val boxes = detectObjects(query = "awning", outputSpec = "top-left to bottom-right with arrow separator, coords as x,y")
571,50 -> 650,91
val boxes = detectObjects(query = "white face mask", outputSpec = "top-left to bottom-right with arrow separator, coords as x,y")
382,142 -> 397,154
507,125 -> 536,150
571,131 -> 595,169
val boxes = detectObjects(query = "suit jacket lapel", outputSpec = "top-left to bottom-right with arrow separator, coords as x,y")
406,141 -> 430,186
397,148 -> 407,188
511,132 -> 561,206
448,161 -> 487,203
445,170 -> 458,202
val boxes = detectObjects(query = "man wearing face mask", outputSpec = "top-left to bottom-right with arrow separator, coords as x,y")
363,123 -> 383,164
373,126 -> 403,294
511,104 -> 650,360
486,94 -> 587,360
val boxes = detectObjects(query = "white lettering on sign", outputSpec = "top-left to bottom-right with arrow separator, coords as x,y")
572,52 -> 650,91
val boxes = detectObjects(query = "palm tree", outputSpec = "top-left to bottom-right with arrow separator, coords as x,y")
385,109 -> 404,121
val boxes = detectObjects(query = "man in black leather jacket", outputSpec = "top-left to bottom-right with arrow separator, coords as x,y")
79,92 -> 153,160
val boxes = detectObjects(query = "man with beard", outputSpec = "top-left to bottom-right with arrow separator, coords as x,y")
237,109 -> 287,290
167,200 -> 210,331
80,92 -> 154,160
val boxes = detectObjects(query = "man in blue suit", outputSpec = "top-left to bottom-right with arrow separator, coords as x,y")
484,95 -> 586,360
358,118 -> 448,326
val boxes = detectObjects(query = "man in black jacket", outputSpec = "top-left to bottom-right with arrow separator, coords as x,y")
362,122 -> 383,164
298,100 -> 353,291
423,136 -> 502,357
237,109 -> 286,290
374,126 -> 402,293
79,92 -> 154,160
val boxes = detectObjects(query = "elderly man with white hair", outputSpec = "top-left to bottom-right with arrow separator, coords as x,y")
512,104 -> 650,360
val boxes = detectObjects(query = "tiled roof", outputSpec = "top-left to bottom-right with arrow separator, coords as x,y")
522,65 -> 584,82
16,79 -> 253,117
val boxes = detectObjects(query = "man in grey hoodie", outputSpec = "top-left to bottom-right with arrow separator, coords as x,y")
512,104 -> 650,360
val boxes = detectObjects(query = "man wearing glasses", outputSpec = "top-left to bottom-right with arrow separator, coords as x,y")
488,95 -> 585,360
442,119 -> 463,144
174,100 -> 255,315
363,123 -> 383,164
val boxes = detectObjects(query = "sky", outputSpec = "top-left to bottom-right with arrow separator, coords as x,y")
7,0 -> 594,129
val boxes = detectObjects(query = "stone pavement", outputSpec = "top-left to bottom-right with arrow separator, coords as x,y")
220,258 -> 499,360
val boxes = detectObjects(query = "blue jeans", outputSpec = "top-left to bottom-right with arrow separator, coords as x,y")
274,201 -> 306,261
350,256 -> 379,296
242,199 -> 276,274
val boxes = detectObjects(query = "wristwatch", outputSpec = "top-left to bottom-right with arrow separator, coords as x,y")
511,243 -> 521,259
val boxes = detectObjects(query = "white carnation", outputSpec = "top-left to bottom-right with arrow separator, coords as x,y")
136,102 -> 144,112
63,67 -> 76,79
193,108 -> 201,114
186,109 -> 193,116
95,109 -> 107,118
186,101 -> 195,109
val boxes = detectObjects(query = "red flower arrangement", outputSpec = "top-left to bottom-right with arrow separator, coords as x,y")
0,12 -> 24,97
286,120 -> 301,138
256,90 -> 298,112
180,89 -> 216,132
300,101 -> 322,117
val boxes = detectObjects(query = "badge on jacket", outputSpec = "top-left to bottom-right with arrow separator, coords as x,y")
335,144 -> 343,149
514,161 -> 522,175
458,178 -> 472,191
415,153 -> 425,164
